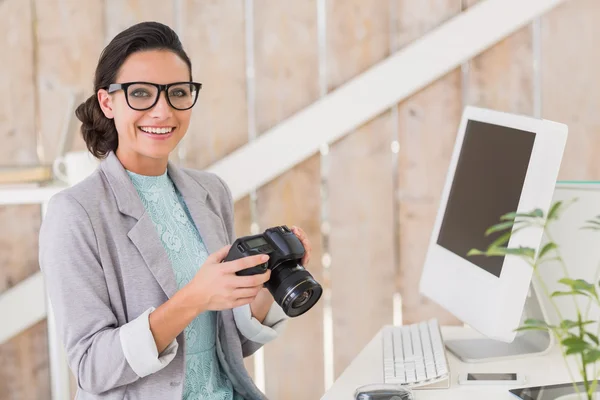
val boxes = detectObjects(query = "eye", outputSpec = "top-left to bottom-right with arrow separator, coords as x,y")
130,89 -> 152,98
169,88 -> 189,97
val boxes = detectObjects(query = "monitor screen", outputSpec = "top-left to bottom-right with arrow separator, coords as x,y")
436,119 -> 536,278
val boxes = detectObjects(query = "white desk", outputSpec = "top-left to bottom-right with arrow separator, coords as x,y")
322,326 -> 575,399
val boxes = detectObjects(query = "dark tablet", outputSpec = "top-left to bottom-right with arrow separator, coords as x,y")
510,381 -> 599,399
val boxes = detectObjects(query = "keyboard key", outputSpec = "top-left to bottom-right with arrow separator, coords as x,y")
426,366 -> 437,378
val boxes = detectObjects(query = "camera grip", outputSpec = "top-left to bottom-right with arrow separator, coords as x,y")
235,263 -> 268,276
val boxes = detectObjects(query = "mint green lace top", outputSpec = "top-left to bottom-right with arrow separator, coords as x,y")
127,170 -> 243,400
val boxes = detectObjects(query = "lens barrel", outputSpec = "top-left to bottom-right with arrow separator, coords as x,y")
266,261 -> 323,317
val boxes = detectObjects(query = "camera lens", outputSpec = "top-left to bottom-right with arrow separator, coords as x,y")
266,261 -> 323,318
291,289 -> 313,309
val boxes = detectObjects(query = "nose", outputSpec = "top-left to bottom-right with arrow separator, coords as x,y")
148,91 -> 173,118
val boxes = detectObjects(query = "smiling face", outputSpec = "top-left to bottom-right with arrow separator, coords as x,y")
97,50 -> 193,175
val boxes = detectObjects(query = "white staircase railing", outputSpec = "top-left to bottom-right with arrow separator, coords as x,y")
209,0 -> 568,202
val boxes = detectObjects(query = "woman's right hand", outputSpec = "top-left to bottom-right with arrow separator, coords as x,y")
185,245 -> 271,313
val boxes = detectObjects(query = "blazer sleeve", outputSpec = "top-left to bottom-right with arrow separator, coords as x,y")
213,175 -> 289,356
39,192 -> 177,394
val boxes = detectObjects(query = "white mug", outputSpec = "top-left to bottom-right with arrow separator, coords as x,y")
52,151 -> 99,186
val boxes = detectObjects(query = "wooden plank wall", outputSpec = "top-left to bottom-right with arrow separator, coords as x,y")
1,1 -> 49,399
253,2 -> 324,399
327,0 -> 395,378
542,0 -> 600,180
2,0 -> 600,399
35,0 -> 104,159
395,1 -> 463,325
465,0 -> 534,115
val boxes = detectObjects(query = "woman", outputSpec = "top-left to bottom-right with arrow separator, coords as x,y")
39,21 -> 312,400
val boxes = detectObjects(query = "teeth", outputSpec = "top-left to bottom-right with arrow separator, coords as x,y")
139,127 -> 173,134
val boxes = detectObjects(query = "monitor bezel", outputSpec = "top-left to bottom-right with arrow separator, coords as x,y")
419,106 -> 568,342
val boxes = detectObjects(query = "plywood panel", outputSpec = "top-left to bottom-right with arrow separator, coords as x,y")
0,0 -> 38,165
34,0 -> 104,161
105,0 -> 175,43
465,0 -> 534,114
326,0 -> 393,379
541,0 -> 600,180
252,1 -> 323,399
0,204 -> 47,399
182,0 -> 248,170
0,322 -> 50,400
394,1 -> 463,325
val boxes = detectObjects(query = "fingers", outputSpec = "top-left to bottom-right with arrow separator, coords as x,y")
207,244 -> 232,263
233,286 -> 263,299
223,254 -> 269,274
232,297 -> 256,308
291,225 -> 311,266
233,269 -> 271,288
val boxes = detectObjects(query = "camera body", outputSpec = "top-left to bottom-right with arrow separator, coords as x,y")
224,225 -> 322,317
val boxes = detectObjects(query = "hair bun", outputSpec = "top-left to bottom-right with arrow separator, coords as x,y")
75,94 -> 117,159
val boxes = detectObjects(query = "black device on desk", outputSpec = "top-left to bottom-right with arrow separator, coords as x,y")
354,384 -> 414,400
224,225 -> 323,317
510,381 -> 600,399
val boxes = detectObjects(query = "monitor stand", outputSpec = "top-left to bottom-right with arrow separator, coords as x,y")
444,283 -> 554,363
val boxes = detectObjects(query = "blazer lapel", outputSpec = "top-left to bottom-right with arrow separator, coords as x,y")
168,162 -> 230,254
100,152 -> 178,298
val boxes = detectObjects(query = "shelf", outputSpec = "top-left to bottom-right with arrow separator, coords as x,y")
0,183 -> 68,206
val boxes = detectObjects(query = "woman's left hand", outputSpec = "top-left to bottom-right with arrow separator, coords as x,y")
291,225 -> 311,267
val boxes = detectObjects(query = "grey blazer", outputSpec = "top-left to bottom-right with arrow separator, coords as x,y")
39,152 -> 270,400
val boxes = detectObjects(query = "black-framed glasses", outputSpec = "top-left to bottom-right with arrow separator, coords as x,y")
106,81 -> 202,111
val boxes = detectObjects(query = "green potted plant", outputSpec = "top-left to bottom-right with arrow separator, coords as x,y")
468,199 -> 600,400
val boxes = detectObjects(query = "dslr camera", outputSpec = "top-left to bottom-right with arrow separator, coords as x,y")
224,225 -> 322,317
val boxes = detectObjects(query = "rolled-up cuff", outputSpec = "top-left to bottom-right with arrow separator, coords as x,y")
233,303 -> 288,344
263,303 -> 288,333
119,307 -> 178,378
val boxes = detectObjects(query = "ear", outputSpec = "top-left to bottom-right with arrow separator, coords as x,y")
97,89 -> 114,119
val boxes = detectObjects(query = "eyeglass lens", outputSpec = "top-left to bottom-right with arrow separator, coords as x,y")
127,83 -> 197,110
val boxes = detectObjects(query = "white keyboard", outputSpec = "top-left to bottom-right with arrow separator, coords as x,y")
382,319 -> 450,388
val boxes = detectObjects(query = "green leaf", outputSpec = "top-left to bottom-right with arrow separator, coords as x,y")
514,325 -> 549,332
500,209 -> 544,221
581,225 -> 600,231
582,219 -> 600,231
538,242 -> 557,260
523,318 -> 551,328
560,320 -> 581,330
562,337 -> 591,354
559,320 -> 596,330
583,349 -> 600,364
558,278 -> 598,298
492,246 -> 534,257
467,249 -> 485,257
468,246 -> 535,260
531,208 -> 544,218
552,290 -> 590,298
586,332 -> 600,346
485,221 -> 517,236
547,201 -> 563,220
489,231 -> 513,248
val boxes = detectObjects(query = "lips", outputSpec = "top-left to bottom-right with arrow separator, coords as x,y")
137,126 -> 176,140
138,126 -> 174,135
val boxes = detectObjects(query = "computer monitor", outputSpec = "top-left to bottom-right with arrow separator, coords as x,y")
419,106 -> 568,349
